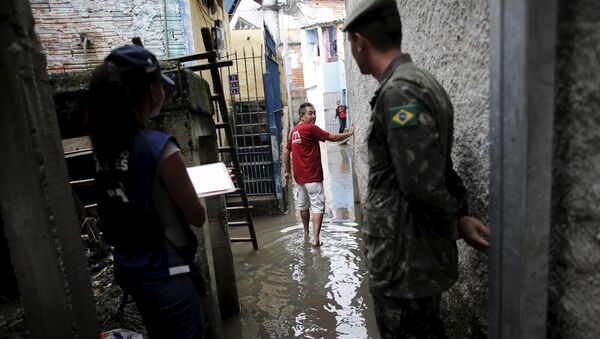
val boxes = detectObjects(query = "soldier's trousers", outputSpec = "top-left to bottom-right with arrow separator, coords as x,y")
373,294 -> 447,339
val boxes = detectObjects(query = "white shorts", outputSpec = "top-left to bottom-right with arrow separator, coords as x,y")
294,182 -> 325,214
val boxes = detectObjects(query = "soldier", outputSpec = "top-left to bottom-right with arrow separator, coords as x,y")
343,0 -> 491,337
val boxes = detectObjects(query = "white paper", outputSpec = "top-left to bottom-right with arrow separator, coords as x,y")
186,162 -> 236,198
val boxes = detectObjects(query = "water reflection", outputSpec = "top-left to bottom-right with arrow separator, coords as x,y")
227,144 -> 377,338
324,144 -> 354,221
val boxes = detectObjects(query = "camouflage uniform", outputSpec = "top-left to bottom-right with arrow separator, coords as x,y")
363,54 -> 469,338
343,0 -> 469,336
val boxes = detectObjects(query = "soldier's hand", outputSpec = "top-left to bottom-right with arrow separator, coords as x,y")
457,216 -> 491,251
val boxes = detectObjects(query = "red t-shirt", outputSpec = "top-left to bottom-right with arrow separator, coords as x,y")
337,105 -> 347,118
286,123 -> 330,184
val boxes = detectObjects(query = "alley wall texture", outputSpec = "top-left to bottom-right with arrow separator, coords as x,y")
346,0 -> 600,338
344,0 -> 490,337
549,1 -> 600,337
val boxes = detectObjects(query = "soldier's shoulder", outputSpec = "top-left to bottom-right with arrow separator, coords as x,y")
380,66 -> 419,98
390,61 -> 430,84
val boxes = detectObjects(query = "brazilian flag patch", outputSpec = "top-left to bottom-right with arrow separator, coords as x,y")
388,104 -> 418,129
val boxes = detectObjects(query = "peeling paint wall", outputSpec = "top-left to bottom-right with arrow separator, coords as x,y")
345,0 -> 489,337
549,1 -> 600,338
31,0 -> 187,72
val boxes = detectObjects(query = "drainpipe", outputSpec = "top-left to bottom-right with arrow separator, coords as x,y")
162,0 -> 170,57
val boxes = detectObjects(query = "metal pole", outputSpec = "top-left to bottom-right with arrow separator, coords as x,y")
488,0 -> 557,337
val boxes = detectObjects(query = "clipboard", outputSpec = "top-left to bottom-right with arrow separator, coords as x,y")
186,162 -> 236,198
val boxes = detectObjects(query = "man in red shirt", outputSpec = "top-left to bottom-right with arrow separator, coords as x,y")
284,102 -> 354,246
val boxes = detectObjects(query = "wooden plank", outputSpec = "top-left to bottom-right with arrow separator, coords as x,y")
164,51 -> 217,63
186,60 -> 234,72
230,237 -> 254,242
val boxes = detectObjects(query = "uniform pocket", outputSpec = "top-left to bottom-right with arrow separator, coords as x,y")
361,190 -> 400,238
362,208 -> 397,291
362,207 -> 395,238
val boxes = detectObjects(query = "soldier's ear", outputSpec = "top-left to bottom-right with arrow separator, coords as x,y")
353,32 -> 367,52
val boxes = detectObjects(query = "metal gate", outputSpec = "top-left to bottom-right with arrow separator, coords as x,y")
223,47 -> 275,196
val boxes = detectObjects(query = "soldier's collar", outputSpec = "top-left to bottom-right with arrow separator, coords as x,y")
372,54 -> 412,109
377,53 -> 412,88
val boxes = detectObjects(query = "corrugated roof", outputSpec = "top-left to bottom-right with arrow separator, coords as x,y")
300,18 -> 344,30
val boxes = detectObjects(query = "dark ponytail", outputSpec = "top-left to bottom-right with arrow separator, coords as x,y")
85,61 -> 151,158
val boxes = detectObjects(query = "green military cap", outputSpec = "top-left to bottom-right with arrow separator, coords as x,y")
342,0 -> 400,32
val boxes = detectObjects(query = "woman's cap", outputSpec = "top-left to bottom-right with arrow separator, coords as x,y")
105,44 -> 175,85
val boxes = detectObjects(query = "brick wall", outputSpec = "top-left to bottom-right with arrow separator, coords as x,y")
308,0 -> 346,19
289,43 -> 305,99
30,0 -> 185,73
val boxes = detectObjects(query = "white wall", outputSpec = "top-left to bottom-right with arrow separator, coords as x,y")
230,0 -> 262,30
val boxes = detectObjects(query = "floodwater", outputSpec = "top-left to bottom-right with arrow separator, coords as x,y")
225,143 -> 379,338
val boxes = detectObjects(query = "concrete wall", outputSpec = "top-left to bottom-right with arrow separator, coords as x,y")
345,0 -> 490,337
549,1 -> 600,338
1,1 -> 100,336
346,0 -> 600,338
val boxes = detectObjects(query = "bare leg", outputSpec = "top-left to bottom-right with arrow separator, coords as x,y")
312,213 -> 323,246
300,209 -> 310,236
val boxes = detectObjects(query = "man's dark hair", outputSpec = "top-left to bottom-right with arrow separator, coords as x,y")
349,15 -> 402,52
299,102 -> 314,116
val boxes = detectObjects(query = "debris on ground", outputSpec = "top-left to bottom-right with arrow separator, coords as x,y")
0,217 -> 147,338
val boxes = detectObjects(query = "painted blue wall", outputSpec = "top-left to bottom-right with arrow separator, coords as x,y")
323,61 -> 342,93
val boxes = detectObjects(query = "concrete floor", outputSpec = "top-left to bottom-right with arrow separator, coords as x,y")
224,143 -> 379,338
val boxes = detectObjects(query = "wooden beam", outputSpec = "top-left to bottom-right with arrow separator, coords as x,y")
186,60 -> 234,72
164,51 -> 217,63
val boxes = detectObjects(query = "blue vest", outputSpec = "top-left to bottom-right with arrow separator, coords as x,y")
94,130 -> 197,279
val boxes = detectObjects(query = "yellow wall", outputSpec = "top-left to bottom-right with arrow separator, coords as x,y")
189,0 -> 231,53
229,30 -> 266,100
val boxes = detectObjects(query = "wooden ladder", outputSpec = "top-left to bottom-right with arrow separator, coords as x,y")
185,27 -> 258,249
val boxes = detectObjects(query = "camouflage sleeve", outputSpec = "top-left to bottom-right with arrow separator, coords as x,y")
446,159 -> 469,217
378,80 -> 460,231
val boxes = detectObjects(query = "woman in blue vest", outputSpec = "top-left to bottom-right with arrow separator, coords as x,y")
87,44 -> 206,338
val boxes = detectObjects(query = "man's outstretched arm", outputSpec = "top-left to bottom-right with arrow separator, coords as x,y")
327,126 -> 354,142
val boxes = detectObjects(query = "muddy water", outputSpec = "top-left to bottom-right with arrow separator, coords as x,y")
225,144 -> 379,338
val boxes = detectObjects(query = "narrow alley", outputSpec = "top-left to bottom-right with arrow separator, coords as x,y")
1,0 -> 598,338
226,143 -> 379,338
